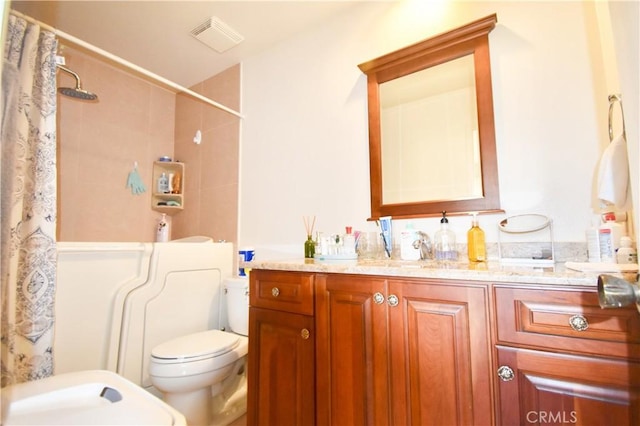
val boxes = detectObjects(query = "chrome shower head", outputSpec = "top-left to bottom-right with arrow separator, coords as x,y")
58,86 -> 98,101
56,64 -> 98,101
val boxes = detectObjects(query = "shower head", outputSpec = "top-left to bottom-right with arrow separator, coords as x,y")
56,64 -> 98,101
58,86 -> 98,101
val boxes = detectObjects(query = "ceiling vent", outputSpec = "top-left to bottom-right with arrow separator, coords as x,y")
190,16 -> 244,53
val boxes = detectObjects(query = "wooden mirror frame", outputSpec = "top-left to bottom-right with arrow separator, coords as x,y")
358,14 -> 501,220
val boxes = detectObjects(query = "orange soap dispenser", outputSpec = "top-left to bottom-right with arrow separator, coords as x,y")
467,212 -> 486,262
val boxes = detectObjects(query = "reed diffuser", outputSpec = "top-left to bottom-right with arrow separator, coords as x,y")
303,215 -> 316,258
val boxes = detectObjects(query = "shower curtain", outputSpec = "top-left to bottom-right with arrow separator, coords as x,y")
1,15 -> 58,386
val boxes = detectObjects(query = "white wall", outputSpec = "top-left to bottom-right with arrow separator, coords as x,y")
239,1 -> 633,260
606,1 -> 639,245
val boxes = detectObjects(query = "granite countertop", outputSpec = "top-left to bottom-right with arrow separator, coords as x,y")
243,258 -> 619,287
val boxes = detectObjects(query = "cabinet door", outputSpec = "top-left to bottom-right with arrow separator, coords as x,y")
496,346 -> 640,425
316,274 -> 390,426
247,307 -> 315,426
388,280 -> 494,426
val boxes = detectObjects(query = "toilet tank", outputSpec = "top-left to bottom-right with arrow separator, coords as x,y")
224,277 -> 249,336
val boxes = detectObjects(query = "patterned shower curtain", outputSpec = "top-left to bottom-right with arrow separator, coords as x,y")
1,15 -> 58,387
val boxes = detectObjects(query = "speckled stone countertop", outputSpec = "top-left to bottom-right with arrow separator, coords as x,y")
244,258 -> 615,287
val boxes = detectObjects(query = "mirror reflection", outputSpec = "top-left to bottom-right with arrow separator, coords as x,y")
380,54 -> 481,204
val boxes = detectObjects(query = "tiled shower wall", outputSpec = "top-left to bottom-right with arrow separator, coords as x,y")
56,47 -> 240,242
171,67 -> 240,244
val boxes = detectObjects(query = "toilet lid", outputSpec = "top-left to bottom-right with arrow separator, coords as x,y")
151,330 -> 239,360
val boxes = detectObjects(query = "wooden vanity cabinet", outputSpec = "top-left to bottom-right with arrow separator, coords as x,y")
493,285 -> 640,425
247,270 -> 316,426
315,274 -> 494,426
248,269 -> 640,425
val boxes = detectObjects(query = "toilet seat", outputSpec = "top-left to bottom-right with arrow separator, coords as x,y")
151,330 -> 239,363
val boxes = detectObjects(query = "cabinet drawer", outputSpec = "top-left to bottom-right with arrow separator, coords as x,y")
250,270 -> 314,315
494,286 -> 640,360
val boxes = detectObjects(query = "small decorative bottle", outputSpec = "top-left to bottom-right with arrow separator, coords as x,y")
304,235 -> 315,258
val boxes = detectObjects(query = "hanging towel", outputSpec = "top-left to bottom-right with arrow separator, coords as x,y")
597,133 -> 629,209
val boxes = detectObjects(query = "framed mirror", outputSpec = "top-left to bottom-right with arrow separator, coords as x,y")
359,14 -> 501,219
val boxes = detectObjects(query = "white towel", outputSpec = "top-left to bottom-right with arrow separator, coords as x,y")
597,133 -> 629,209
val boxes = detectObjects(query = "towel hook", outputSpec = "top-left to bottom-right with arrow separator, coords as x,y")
608,93 -> 626,142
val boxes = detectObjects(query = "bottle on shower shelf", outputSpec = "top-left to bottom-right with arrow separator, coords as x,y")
157,172 -> 169,194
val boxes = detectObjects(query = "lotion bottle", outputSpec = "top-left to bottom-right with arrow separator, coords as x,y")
157,172 -> 169,193
586,215 -> 601,262
467,213 -> 486,262
434,211 -> 457,260
599,212 -> 623,262
156,213 -> 169,242
171,172 -> 182,194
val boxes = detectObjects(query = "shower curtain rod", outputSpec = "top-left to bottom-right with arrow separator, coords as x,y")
9,9 -> 243,119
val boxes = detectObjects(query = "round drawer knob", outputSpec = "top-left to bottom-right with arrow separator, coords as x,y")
497,365 -> 515,382
271,287 -> 280,297
569,314 -> 589,331
373,292 -> 385,305
388,294 -> 399,307
301,329 -> 310,340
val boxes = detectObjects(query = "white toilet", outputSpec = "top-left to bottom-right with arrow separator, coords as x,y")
148,277 -> 249,426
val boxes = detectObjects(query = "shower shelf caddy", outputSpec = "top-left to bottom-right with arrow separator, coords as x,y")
151,161 -> 184,215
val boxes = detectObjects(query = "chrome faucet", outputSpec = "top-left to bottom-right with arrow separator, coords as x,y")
413,231 -> 432,260
598,274 -> 640,314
